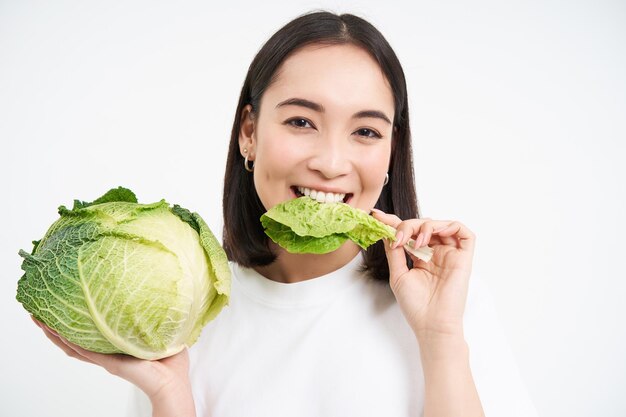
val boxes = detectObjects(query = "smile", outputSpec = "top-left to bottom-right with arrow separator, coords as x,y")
293,186 -> 352,204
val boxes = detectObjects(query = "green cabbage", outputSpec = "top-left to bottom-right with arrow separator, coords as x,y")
16,187 -> 230,360
260,197 -> 397,254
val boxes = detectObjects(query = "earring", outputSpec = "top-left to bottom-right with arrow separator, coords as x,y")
244,154 -> 254,172
383,173 -> 389,186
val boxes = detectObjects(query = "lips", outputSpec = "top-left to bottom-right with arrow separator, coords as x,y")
293,186 -> 352,203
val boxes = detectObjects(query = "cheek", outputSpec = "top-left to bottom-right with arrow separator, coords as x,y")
255,123 -> 311,175
256,137 -> 301,178
357,145 -> 391,185
252,127 -> 310,207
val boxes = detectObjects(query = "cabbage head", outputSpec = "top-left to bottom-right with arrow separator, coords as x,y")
16,187 -> 230,360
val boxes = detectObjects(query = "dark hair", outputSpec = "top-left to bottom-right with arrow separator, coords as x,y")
222,11 -> 419,281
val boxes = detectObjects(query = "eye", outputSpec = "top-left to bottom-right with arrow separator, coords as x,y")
285,118 -> 314,129
354,128 -> 382,139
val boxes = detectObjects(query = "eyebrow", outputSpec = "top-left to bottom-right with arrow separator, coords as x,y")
353,110 -> 392,125
276,98 -> 324,112
276,97 -> 392,125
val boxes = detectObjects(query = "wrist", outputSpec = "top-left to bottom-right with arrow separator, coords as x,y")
150,379 -> 195,417
416,329 -> 469,363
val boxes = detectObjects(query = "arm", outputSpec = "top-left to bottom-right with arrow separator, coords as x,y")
419,332 -> 483,417
33,317 -> 196,417
372,211 -> 484,417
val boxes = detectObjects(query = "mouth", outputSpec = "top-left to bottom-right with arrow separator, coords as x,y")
292,186 -> 353,204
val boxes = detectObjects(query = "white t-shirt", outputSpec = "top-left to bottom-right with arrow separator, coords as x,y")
129,254 -> 538,416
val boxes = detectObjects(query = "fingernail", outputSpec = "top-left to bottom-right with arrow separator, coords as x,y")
370,208 -> 383,215
414,233 -> 424,248
393,231 -> 404,248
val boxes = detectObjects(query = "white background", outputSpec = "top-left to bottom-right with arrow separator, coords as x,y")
1,1 -> 624,416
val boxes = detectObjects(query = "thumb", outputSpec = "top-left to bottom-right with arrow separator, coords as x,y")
372,208 -> 409,279
382,239 -> 410,280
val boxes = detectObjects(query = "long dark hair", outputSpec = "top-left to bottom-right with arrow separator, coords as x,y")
222,11 -> 419,281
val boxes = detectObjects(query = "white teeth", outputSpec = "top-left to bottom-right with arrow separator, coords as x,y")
296,186 -> 346,204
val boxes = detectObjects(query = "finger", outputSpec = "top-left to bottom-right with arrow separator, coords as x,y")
432,233 -> 458,247
54,332 -> 101,361
382,238 -> 410,280
53,333 -> 141,376
418,221 -> 435,248
434,221 -> 475,250
31,315 -> 43,328
38,324 -> 97,365
393,218 -> 443,248
371,209 -> 408,249
416,220 -> 461,247
46,326 -> 150,380
32,318 -> 169,396
34,318 -> 105,367
390,218 -> 427,249
370,209 -> 402,228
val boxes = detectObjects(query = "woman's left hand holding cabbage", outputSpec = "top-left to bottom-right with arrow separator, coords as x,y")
32,317 -> 196,417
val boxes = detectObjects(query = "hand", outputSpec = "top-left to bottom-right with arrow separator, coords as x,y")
31,317 -> 194,414
372,211 -> 476,341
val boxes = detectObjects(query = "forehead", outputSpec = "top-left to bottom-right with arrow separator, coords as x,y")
263,43 -> 394,114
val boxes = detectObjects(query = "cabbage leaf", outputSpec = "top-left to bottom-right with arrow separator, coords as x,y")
260,197 -> 396,254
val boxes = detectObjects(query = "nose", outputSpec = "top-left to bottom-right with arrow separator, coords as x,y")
306,133 -> 352,179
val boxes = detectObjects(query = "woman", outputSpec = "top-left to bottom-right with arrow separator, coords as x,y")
36,11 -> 485,417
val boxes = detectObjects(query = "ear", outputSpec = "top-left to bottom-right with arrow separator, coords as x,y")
238,104 -> 256,160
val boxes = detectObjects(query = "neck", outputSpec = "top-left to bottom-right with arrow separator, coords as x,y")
254,242 -> 361,283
